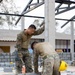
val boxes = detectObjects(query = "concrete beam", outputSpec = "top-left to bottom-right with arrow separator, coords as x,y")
45,0 -> 55,48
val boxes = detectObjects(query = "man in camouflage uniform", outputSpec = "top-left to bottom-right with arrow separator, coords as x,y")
15,21 -> 45,73
31,42 -> 61,75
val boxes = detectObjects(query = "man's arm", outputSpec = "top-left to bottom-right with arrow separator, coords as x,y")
33,49 -> 39,73
33,21 -> 45,35
15,34 -> 23,51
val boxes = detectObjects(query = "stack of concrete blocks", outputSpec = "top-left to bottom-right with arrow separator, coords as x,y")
58,52 -> 72,65
58,52 -> 71,60
0,53 -> 16,62
0,53 -> 16,72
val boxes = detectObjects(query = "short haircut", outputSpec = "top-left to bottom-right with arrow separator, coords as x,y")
31,41 -> 38,49
29,24 -> 36,29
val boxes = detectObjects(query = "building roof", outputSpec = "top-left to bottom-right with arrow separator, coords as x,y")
0,29 -> 44,41
0,29 -> 20,41
0,29 -> 75,42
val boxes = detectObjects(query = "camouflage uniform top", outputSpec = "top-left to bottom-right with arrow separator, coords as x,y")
33,42 -> 59,73
16,26 -> 44,50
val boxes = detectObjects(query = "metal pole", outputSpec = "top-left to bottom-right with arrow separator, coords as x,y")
21,17 -> 25,30
70,21 -> 74,61
0,13 -> 75,21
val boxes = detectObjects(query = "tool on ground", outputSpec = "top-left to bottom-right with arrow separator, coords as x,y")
20,57 -> 26,74
18,53 -> 26,74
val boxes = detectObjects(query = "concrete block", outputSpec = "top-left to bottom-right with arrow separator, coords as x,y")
0,59 -> 2,62
66,55 -> 71,57
11,59 -> 15,62
1,59 -> 7,62
71,61 -> 75,66
11,56 -> 16,59
5,56 -> 10,58
4,67 -> 12,72
0,56 -> 4,59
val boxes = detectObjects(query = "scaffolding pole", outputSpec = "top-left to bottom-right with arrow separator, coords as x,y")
21,17 -> 25,30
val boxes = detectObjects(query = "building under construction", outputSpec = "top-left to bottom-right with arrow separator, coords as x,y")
0,0 -> 75,75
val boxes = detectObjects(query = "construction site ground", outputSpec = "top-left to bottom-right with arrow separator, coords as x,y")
0,66 -> 75,75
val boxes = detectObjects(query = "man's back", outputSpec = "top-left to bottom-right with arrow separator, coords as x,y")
34,42 -> 58,57
33,42 -> 60,75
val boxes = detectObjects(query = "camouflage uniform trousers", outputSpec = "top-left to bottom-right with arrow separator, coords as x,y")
16,48 -> 33,73
42,54 -> 60,75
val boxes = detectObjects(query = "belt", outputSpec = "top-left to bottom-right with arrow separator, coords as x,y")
22,48 -> 28,50
18,48 -> 28,51
43,54 -> 58,60
43,55 -> 53,60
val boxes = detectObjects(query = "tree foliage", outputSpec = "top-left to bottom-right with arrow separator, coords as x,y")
0,0 -> 19,29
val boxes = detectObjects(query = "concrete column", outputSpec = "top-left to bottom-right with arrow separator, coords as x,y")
70,21 -> 74,61
45,0 -> 55,49
21,17 -> 25,30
